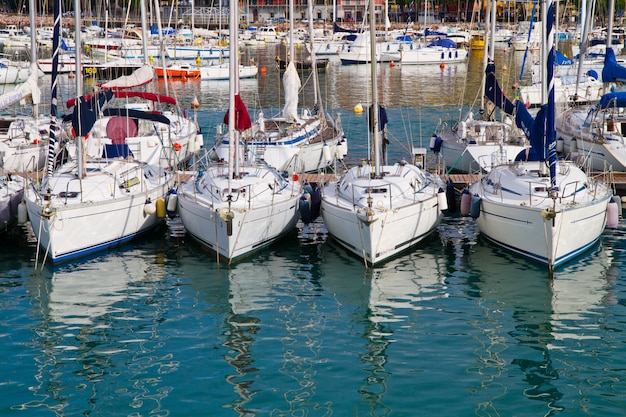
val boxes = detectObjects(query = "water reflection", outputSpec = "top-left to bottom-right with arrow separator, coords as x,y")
466,236 -> 618,415
215,242 -> 362,416
466,240 -> 559,415
550,249 -> 618,348
21,246 -> 174,415
368,249 -> 448,323
354,242 -> 448,416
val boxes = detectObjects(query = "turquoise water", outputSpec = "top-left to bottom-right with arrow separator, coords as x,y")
2,44 -> 626,416
2,216 -> 625,416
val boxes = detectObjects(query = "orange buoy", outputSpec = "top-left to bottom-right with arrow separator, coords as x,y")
182,76 -> 188,82
191,95 -> 200,109
440,62 -> 445,70
390,60 -> 395,67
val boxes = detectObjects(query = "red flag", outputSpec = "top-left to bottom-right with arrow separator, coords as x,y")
223,94 -> 252,131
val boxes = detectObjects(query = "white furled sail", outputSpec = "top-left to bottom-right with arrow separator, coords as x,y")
282,61 -> 301,123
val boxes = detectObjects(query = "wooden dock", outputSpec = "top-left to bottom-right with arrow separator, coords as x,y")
303,171 -> 626,190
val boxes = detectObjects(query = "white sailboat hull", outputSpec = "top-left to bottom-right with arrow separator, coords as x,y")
470,161 -> 611,268
556,106 -> 626,171
400,46 -> 468,65
214,113 -> 345,173
440,140 -> 526,173
177,165 -> 301,262
437,119 -> 527,173
0,176 -> 24,232
321,164 -> 443,265
200,63 -> 258,80
25,161 -> 174,263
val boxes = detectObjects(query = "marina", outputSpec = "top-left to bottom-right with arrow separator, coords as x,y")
2,3 -> 626,414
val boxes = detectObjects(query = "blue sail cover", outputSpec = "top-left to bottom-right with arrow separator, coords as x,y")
555,50 -> 574,65
368,105 -> 388,132
102,108 -> 172,125
485,62 -> 515,115
333,22 -> 358,33
71,90 -> 114,137
425,29 -> 448,37
602,48 -> 626,83
514,102 -> 546,161
428,38 -> 457,48
597,91 -> 626,109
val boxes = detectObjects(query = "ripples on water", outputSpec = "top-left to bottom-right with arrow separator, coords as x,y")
1,44 -> 625,416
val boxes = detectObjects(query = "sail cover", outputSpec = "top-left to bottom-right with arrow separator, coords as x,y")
282,62 -> 301,123
597,91 -> 626,109
485,61 -> 515,115
514,100 -> 547,161
602,48 -> 626,83
99,64 -> 154,90
555,50 -> 574,66
71,90 -> 114,137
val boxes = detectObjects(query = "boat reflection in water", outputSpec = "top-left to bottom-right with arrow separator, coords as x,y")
466,235 -> 618,415
22,247 -> 171,415
220,243 -> 368,415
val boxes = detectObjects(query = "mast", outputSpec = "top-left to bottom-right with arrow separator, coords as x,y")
489,0 -> 495,60
75,0 -> 85,179
28,0 -> 37,118
46,0 -> 62,179
545,0 -> 557,192
289,0 -> 295,63
604,0 -> 615,91
154,0 -> 169,96
307,0 -> 322,114
480,0 -> 491,116
228,0 -> 237,184
369,0 -> 381,177
140,0 -> 149,65
574,0 -> 592,99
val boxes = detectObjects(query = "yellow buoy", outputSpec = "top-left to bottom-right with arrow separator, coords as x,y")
354,102 -> 364,113
156,198 -> 166,218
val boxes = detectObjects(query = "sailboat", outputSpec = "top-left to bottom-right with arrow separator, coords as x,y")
468,0 -> 613,274
320,0 -> 445,267
0,173 -> 25,233
176,0 -> 302,264
211,0 -> 345,174
435,0 -> 527,174
63,65 -> 202,168
24,0 -> 178,265
0,0 -> 50,173
554,3 -> 626,172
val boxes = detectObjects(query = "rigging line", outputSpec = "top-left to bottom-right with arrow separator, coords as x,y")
519,0 -> 538,82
